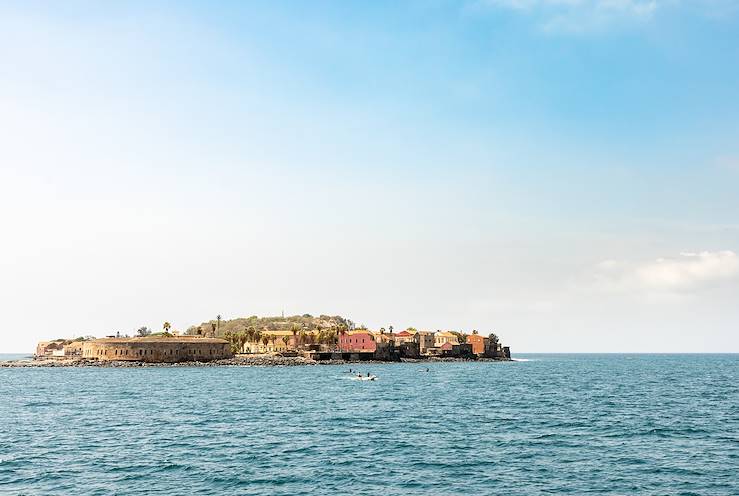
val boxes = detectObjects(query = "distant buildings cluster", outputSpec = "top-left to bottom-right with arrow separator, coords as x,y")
34,317 -> 511,363
36,339 -> 86,358
231,328 -> 510,361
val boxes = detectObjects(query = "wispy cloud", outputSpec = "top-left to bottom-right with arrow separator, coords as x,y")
589,251 -> 739,294
484,0 -> 657,14
717,155 -> 739,172
474,0 -> 660,33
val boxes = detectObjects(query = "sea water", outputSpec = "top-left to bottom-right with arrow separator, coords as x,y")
1,354 -> 737,495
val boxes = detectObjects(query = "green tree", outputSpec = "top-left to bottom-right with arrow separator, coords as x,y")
226,333 -> 233,352
338,325 -> 347,352
237,332 -> 248,353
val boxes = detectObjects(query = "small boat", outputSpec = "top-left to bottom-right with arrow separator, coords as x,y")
351,375 -> 377,381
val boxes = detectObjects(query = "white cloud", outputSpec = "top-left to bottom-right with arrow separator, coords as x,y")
591,251 -> 739,293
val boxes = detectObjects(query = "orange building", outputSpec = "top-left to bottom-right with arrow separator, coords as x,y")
467,334 -> 486,355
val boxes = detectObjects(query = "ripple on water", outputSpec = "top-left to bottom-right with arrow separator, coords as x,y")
0,355 -> 738,495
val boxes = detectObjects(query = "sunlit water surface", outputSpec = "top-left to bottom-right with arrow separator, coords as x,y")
1,354 -> 737,495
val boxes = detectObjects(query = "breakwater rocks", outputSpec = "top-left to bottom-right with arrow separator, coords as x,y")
1,355 -> 315,368
1,354 -> 511,368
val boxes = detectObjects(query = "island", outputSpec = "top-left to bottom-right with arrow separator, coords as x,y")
7,314 -> 512,367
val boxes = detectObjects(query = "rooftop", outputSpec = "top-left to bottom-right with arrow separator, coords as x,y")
93,336 -> 228,344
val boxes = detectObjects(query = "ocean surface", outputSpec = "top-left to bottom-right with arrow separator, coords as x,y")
0,354 -> 32,362
1,354 -> 737,495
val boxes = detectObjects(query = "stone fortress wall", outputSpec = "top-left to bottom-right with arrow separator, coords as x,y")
81,337 -> 232,363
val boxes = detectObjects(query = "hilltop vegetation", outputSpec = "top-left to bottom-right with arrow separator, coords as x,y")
187,314 -> 355,337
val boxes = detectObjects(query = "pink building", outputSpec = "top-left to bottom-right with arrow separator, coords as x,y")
339,331 -> 377,352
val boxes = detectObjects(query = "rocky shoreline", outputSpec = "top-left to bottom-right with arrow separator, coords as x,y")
1,354 -> 511,368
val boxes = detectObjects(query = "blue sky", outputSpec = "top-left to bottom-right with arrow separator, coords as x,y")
1,1 -> 738,352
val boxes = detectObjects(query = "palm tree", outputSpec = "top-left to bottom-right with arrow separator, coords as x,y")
216,314 -> 222,335
238,332 -> 248,353
320,329 -> 332,346
282,335 -> 290,349
338,325 -> 347,352
224,331 -> 239,353
243,327 -> 253,351
243,328 -> 252,353
163,322 -> 171,334
291,324 -> 299,349
389,325 -> 394,334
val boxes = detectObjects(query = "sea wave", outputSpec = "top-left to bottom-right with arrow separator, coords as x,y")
1,354 -> 737,495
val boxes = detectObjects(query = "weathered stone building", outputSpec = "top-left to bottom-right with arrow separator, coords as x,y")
81,336 -> 232,363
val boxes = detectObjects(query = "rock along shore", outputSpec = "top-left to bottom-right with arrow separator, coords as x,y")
1,354 -> 510,368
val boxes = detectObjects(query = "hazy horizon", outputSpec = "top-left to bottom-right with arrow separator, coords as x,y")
2,1 -> 738,354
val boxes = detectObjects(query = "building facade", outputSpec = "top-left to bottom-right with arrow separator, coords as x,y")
394,330 -> 415,344
434,331 -> 459,347
466,334 -> 486,355
414,331 -> 435,354
81,337 -> 232,362
339,331 -> 377,352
